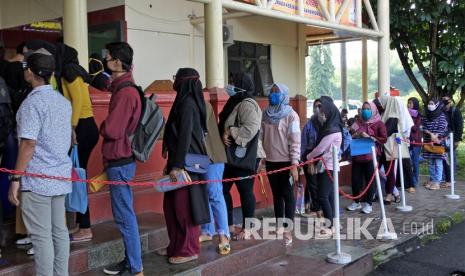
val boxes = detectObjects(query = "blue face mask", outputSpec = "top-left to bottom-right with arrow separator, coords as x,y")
225,85 -> 236,97
361,109 -> 372,121
269,92 -> 281,106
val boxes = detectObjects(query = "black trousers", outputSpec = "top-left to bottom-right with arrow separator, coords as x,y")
266,161 -> 295,227
317,171 -> 334,227
223,164 -> 256,228
75,117 -> 99,229
351,160 -> 376,205
303,165 -> 320,212
396,158 -> 414,190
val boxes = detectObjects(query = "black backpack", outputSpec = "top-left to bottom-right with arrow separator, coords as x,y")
117,82 -> 165,162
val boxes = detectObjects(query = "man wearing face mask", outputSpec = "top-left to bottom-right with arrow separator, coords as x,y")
219,72 -> 262,240
441,96 -> 463,187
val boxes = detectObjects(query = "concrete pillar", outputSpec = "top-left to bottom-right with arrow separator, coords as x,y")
362,38 -> 368,101
297,24 -> 306,97
341,42 -> 347,109
205,0 -> 224,88
377,0 -> 389,96
63,0 -> 89,70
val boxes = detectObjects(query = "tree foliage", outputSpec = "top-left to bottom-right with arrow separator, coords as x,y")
390,0 -> 465,107
306,45 -> 336,100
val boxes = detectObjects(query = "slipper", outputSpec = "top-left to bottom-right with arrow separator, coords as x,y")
156,248 -> 168,256
218,243 -> 231,255
441,182 -> 451,188
168,255 -> 198,264
427,184 -> 440,190
199,234 -> 212,243
69,234 -> 92,243
232,230 -> 251,241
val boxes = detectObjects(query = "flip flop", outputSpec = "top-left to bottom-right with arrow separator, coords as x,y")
168,255 -> 198,264
69,234 -> 92,243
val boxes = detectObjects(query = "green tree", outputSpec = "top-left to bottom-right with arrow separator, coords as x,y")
389,0 -> 465,106
306,45 -> 336,99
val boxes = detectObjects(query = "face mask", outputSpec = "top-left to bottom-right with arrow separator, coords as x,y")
361,109 -> 372,121
317,112 -> 327,125
269,92 -> 281,106
428,104 -> 436,111
225,84 -> 236,97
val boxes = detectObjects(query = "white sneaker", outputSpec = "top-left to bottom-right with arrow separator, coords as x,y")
27,247 -> 35,255
361,203 -> 372,214
16,237 -> 32,245
346,202 -> 362,211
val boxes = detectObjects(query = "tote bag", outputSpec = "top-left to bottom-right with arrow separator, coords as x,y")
65,146 -> 88,214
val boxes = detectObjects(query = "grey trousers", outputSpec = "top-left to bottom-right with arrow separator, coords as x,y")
21,192 -> 70,276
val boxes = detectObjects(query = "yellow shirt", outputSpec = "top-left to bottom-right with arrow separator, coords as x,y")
62,77 -> 94,126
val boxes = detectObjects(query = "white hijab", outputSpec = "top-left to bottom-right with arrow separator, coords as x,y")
379,96 -> 414,137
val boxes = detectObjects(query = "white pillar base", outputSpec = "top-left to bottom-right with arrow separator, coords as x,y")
377,232 -> 397,240
445,194 -> 460,200
396,205 -> 413,212
326,252 -> 352,265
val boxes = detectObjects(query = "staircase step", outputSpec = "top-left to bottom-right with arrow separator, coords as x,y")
0,213 -> 168,275
83,237 -> 286,275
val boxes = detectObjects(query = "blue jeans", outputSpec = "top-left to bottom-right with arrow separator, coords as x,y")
201,163 -> 230,239
107,162 -> 142,274
428,158 -> 443,183
409,147 -> 421,187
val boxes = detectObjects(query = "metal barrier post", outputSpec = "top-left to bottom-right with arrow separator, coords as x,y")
445,132 -> 460,200
396,135 -> 412,212
371,146 -> 397,240
327,145 -> 351,264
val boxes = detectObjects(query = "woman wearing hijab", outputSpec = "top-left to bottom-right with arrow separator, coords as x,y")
306,96 -> 342,236
378,96 -> 415,203
163,68 -> 210,264
261,83 -> 300,246
346,101 -> 387,214
408,97 -> 422,192
422,99 -> 448,190
59,44 -> 100,243
301,100 -> 322,217
88,54 -> 111,91
220,72 -> 262,240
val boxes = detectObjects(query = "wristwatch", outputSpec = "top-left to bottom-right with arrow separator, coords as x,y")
8,175 -> 21,182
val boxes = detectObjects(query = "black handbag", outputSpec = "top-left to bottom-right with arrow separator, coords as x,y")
225,132 -> 259,172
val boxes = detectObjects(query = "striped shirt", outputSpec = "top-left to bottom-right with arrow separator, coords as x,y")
422,113 -> 448,159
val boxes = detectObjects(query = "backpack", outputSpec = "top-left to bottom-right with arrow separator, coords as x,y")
117,82 -> 165,162
340,127 -> 352,160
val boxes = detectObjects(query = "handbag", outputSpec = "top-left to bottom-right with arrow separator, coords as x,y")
89,172 -> 108,193
226,133 -> 259,171
65,146 -> 88,214
185,153 -> 210,174
423,144 -> 445,154
155,170 -> 192,192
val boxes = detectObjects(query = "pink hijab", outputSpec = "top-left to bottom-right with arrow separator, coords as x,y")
351,101 -> 381,131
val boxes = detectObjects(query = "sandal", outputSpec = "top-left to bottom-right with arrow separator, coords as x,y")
69,233 -> 92,243
232,230 -> 251,241
284,232 -> 293,246
427,184 -> 440,190
441,182 -> 451,188
318,228 -> 333,239
168,255 -> 198,264
394,195 -> 401,203
218,243 -> 231,255
156,248 -> 167,256
199,234 -> 212,243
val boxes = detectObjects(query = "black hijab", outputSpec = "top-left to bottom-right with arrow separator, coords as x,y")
425,98 -> 445,121
408,97 -> 420,111
218,72 -> 254,135
57,44 -> 90,84
165,68 -> 207,133
316,96 -> 343,144
25,40 -> 56,56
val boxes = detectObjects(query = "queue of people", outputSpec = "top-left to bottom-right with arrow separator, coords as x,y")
0,38 -> 463,276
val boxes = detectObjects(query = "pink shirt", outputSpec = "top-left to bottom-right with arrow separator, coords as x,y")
306,132 -> 342,171
261,110 -> 301,164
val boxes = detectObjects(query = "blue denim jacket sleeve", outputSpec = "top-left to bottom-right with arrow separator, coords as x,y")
301,120 -> 317,159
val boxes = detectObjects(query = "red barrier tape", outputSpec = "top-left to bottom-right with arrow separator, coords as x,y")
0,158 -> 324,187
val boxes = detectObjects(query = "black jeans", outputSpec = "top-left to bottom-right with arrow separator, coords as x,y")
75,117 -> 99,229
266,162 -> 295,227
351,161 -> 376,205
396,158 -> 414,190
223,164 -> 256,228
317,171 -> 334,227
303,165 -> 320,212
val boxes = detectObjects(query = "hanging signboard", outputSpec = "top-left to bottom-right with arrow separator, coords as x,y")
23,20 -> 62,33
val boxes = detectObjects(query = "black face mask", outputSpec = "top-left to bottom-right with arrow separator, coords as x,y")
442,99 -> 451,106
